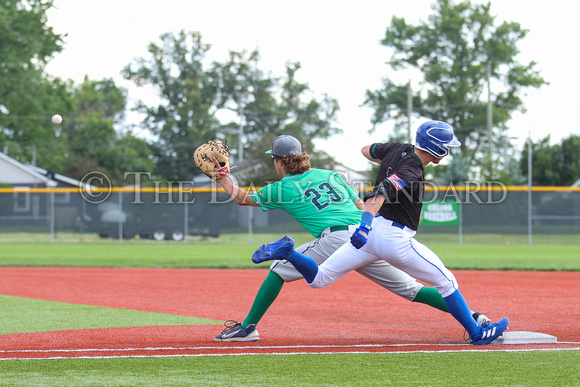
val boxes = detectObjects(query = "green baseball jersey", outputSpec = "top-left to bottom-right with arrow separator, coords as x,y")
250,168 -> 362,238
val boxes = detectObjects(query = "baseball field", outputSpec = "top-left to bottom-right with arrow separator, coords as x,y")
1,234 -> 579,385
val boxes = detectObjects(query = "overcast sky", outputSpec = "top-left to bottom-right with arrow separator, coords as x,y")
45,0 -> 580,171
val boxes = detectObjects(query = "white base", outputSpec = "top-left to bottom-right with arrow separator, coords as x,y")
493,331 -> 557,344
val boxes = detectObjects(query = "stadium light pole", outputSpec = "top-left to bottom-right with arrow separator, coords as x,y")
238,107 -> 253,243
407,79 -> 412,143
238,108 -> 244,162
487,63 -> 493,178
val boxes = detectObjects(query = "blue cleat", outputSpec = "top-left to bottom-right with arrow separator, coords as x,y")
471,317 -> 509,345
252,236 -> 295,263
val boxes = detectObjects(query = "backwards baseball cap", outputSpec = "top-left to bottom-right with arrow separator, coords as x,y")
265,135 -> 302,157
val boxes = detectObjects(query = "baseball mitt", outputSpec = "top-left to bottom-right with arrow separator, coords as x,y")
193,139 -> 231,180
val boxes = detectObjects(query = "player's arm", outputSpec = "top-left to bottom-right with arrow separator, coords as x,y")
215,176 -> 257,207
361,195 -> 385,215
350,194 -> 385,249
354,197 -> 365,210
211,156 -> 257,207
361,145 -> 381,164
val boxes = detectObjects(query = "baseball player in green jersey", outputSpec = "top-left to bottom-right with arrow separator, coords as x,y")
213,134 -> 489,342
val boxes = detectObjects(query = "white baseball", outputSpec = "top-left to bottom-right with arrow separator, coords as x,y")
52,114 -> 62,125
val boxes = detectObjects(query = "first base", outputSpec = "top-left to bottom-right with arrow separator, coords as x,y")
493,331 -> 557,344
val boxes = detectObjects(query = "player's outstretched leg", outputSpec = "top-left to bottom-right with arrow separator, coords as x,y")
214,271 -> 286,342
412,287 -> 491,325
252,236 -> 319,283
444,289 -> 509,345
252,236 -> 295,263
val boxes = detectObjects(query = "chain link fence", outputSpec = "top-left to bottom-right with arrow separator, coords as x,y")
0,187 -> 579,243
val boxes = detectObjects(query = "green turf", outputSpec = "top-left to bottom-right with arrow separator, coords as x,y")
2,231 -> 579,245
1,233 -> 578,385
0,351 -> 578,386
0,295 -> 221,335
1,235 -> 579,270
430,244 -> 580,271
415,232 -> 580,245
0,243 -> 263,268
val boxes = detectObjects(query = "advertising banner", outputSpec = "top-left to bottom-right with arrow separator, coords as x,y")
420,201 -> 459,226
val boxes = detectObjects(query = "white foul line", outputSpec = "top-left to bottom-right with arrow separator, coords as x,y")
1,342 -> 579,360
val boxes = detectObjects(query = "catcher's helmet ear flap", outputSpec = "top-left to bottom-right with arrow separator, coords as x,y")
415,121 -> 461,158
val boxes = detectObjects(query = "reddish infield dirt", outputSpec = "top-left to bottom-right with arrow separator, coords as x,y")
0,267 -> 579,359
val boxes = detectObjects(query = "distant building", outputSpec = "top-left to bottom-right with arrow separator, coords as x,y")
0,152 -> 57,188
0,152 -> 95,232
27,165 -> 96,190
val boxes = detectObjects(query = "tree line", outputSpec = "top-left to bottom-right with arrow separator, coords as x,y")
1,0 -> 578,187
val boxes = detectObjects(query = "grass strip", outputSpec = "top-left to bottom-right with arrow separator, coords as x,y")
0,351 -> 578,386
0,295 -> 221,335
1,238 -> 579,270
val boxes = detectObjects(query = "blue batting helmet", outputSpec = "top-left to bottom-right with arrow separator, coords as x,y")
415,121 -> 461,158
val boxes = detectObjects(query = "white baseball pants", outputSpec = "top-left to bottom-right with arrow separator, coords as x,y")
270,224 -> 423,301
309,217 -> 459,298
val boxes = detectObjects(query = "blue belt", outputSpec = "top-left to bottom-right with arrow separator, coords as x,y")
391,221 -> 405,229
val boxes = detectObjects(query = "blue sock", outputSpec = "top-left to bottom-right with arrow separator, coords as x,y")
443,289 -> 481,337
285,250 -> 319,283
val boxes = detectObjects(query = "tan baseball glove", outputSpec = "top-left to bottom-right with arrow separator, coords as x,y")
193,140 -> 231,180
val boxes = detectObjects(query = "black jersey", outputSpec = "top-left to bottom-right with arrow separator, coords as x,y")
365,143 -> 425,231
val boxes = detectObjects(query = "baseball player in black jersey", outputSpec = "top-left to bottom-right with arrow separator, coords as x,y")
253,120 -> 509,345
367,142 -> 424,230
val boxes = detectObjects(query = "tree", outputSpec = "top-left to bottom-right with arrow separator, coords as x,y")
61,76 -> 155,185
364,0 -> 546,182
521,135 -> 580,186
214,50 -> 341,184
0,0 -> 69,169
122,31 -> 222,181
0,1 -> 154,184
123,31 -> 341,184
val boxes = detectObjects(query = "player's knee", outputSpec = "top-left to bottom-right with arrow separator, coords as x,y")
308,264 -> 347,288
308,275 -> 332,289
308,281 -> 327,289
438,283 -> 457,298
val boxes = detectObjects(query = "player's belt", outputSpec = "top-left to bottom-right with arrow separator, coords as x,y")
391,221 -> 405,229
329,225 -> 349,232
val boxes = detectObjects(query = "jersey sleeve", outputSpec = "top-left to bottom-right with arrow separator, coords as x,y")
364,175 -> 406,202
250,182 -> 281,212
366,143 -> 412,202
369,143 -> 390,160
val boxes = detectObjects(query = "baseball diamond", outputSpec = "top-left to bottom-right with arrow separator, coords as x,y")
0,267 -> 578,359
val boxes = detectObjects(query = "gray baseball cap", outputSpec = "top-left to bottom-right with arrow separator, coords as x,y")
265,135 -> 302,157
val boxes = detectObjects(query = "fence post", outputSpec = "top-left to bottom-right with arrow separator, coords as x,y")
118,192 -> 123,244
528,138 -> 533,245
50,191 -> 55,244
80,198 -> 85,242
248,205 -> 253,244
458,193 -> 463,245
184,197 -> 189,244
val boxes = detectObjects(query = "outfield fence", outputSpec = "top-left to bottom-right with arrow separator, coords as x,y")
0,185 -> 579,244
